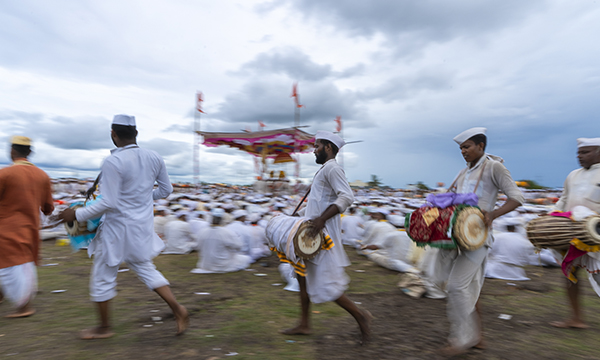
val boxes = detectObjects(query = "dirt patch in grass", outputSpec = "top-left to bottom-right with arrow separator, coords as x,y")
1,241 -> 600,359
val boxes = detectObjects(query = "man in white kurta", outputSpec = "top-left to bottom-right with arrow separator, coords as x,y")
485,221 -> 534,281
341,208 -> 364,248
432,127 -> 524,355
360,209 -> 418,273
191,209 -> 252,274
226,210 -> 252,257
162,212 -> 194,254
59,114 -> 188,339
247,214 -> 271,261
282,131 -> 372,344
550,137 -> 600,329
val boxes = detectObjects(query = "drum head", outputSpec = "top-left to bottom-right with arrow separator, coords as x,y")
294,221 -> 324,260
584,216 -> 600,244
453,207 -> 488,251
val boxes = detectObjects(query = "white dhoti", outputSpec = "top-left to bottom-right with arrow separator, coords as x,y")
304,249 -> 349,304
90,240 -> 169,302
430,247 -> 486,349
0,262 -> 37,309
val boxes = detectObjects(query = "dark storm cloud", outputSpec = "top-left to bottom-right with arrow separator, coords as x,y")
360,70 -> 455,102
0,111 -> 112,150
268,0 -> 548,44
212,78 -> 371,132
235,47 -> 333,81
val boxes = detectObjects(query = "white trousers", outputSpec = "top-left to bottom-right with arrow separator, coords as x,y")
90,242 -> 169,302
0,262 -> 37,309
430,248 -> 486,349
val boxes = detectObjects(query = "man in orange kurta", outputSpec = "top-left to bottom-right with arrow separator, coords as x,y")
0,136 -> 54,318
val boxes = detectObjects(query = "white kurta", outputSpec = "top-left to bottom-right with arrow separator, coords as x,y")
162,220 -> 194,254
153,216 -> 169,238
77,145 -> 172,266
555,163 -> 600,293
364,229 -> 418,273
430,154 -> 524,349
341,214 -> 364,248
226,221 -> 252,256
485,231 -> 534,281
75,144 -> 173,301
191,226 -> 252,274
304,159 -> 354,304
248,224 -> 271,260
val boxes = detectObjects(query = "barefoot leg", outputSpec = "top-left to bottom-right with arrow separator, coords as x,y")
281,275 -> 311,335
550,272 -> 589,328
5,302 -> 36,318
334,294 -> 372,344
154,285 -> 188,335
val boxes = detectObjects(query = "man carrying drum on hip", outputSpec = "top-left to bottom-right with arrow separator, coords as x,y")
282,131 -> 372,344
550,137 -> 600,329
432,127 -> 523,356
59,114 -> 188,339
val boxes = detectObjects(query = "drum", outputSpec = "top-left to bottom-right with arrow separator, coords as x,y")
266,214 -> 324,261
452,206 -> 488,251
64,200 -> 101,251
405,205 -> 487,251
526,215 -> 600,250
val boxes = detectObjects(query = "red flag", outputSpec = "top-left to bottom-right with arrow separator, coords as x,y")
334,116 -> 342,132
290,83 -> 304,108
258,120 -> 265,129
196,91 -> 205,113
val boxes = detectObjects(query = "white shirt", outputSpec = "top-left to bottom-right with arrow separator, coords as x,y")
305,159 -> 354,266
227,220 -> 251,255
163,220 -> 194,254
341,215 -> 364,243
76,144 -> 172,266
195,226 -> 248,273
555,163 -> 600,214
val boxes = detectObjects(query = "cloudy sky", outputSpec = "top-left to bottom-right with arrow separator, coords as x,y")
1,0 -> 598,188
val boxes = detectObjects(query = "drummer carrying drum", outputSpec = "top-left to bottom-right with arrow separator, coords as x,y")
550,137 -> 600,329
431,127 -> 524,356
280,131 -> 373,344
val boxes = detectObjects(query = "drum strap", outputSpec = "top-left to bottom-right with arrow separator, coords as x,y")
448,158 -> 487,194
292,186 -> 311,216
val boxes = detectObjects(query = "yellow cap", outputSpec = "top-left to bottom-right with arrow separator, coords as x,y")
11,136 -> 32,146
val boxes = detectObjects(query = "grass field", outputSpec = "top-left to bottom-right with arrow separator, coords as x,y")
1,240 -> 600,359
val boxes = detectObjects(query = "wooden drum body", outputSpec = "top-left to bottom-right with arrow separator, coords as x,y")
527,215 -> 600,250
266,215 -> 324,261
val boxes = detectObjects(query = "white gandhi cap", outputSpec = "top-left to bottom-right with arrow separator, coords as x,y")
315,130 -> 345,149
453,127 -> 487,145
577,138 -> 600,148
112,114 -> 136,126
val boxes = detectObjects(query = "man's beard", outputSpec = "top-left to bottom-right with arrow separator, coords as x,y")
315,149 -> 327,164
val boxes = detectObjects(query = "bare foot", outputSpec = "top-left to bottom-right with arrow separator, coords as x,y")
80,327 -> 114,340
358,310 -> 373,345
175,305 -> 189,336
438,345 -> 468,357
280,325 -> 311,335
550,320 -> 590,329
5,306 -> 36,318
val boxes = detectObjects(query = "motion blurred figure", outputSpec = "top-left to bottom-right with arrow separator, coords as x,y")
282,131 -> 372,344
432,127 -> 523,356
0,136 -> 54,318
59,115 -> 188,339
550,137 -> 600,329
